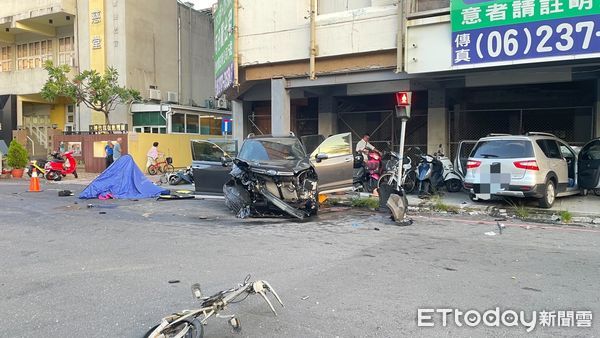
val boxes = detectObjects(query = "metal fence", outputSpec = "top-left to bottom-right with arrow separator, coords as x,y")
337,110 -> 428,153
448,106 -> 595,158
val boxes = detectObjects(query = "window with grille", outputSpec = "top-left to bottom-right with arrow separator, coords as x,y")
16,40 -> 53,70
0,46 -> 12,72
58,36 -> 75,66
66,104 -> 75,124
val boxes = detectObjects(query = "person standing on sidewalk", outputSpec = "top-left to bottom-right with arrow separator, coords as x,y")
112,137 -> 123,162
104,141 -> 114,168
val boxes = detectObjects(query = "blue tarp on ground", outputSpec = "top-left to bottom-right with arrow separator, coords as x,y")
79,155 -> 169,199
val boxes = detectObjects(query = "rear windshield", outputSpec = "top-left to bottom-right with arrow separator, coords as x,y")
471,140 -> 534,159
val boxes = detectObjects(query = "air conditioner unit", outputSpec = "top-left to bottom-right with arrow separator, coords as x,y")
148,89 -> 161,101
216,96 -> 229,109
166,91 -> 178,103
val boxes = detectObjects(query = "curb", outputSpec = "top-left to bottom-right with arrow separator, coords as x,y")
323,193 -> 600,228
410,197 -> 600,228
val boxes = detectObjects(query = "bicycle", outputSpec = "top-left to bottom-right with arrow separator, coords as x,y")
147,155 -> 175,175
144,275 -> 283,338
377,152 -> 417,193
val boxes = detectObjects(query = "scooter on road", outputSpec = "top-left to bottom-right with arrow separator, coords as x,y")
44,150 -> 78,181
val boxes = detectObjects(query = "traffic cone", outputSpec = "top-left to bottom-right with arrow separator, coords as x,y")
28,171 -> 41,192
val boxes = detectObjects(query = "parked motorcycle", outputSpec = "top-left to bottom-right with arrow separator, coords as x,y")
145,275 -> 283,338
168,166 -> 194,185
353,150 -> 383,192
44,150 -> 78,181
416,151 -> 445,197
433,146 -> 463,193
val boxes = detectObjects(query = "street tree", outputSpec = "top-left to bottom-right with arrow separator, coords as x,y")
41,61 -> 141,124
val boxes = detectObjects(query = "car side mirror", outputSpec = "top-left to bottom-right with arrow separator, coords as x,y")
315,153 -> 328,162
221,156 -> 232,167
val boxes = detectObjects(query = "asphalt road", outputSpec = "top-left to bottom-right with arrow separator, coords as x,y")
0,181 -> 599,337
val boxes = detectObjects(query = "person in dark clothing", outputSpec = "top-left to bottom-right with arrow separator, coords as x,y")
105,141 -> 114,168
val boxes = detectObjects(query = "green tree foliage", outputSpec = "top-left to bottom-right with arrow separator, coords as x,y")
6,140 -> 29,169
41,61 -> 141,124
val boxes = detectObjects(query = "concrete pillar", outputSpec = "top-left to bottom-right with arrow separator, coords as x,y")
271,77 -> 291,136
318,96 -> 337,136
232,99 -> 246,146
16,96 -> 23,128
427,89 -> 447,154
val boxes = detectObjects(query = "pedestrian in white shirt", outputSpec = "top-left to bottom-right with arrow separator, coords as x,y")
355,133 -> 379,156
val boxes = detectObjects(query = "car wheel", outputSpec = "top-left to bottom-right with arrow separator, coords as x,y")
445,178 -> 462,193
538,179 -> 556,208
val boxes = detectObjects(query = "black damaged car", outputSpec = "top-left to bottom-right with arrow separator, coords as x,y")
223,135 -> 319,219
222,133 -> 356,219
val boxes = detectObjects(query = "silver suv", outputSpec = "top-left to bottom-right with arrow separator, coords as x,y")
463,133 -> 580,208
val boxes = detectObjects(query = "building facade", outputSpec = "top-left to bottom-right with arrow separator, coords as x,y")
220,0 -> 600,156
0,0 -> 228,157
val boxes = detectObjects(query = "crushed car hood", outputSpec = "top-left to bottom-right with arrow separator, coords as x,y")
236,158 -> 312,174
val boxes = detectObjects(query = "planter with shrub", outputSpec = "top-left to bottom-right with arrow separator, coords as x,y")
6,140 -> 29,178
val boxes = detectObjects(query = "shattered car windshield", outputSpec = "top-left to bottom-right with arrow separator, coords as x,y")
238,138 -> 307,161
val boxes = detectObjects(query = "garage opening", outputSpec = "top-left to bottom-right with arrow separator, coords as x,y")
448,81 -> 596,157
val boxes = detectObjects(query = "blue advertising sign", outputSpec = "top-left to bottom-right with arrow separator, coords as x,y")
453,15 -> 600,65
451,0 -> 600,67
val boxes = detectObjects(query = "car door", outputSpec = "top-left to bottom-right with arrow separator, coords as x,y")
558,141 -> 577,190
536,139 -> 568,191
578,139 -> 600,189
191,139 -> 238,194
453,140 -> 478,177
309,133 -> 353,193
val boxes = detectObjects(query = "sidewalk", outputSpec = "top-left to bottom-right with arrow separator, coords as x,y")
406,190 -> 600,226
